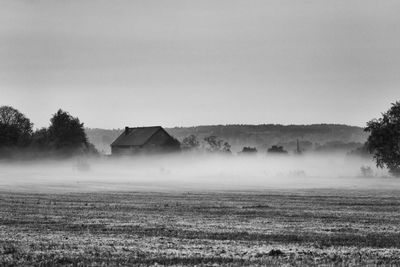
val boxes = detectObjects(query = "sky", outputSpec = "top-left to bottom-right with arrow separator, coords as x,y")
1,0 -> 400,129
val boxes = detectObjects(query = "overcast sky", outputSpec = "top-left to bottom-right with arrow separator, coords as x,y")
1,0 -> 400,129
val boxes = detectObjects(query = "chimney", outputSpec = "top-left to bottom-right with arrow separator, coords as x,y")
125,126 -> 130,135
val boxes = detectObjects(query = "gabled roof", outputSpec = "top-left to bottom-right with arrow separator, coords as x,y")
111,126 -> 163,147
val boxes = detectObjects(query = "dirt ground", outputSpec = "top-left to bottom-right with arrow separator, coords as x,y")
2,189 -> 400,266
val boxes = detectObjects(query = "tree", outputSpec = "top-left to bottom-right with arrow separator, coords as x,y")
241,146 -> 257,154
30,128 -> 50,150
222,141 -> 231,153
365,101 -> 400,176
47,109 -> 89,155
181,135 -> 200,150
267,145 -> 288,154
203,136 -> 231,153
0,106 -> 33,147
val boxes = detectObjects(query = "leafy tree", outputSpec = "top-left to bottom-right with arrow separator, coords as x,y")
222,141 -> 231,153
203,136 -> 231,153
365,101 -> 400,176
267,145 -> 288,154
0,106 -> 33,147
47,109 -> 90,155
181,135 -> 200,150
241,146 -> 257,154
30,128 -> 50,150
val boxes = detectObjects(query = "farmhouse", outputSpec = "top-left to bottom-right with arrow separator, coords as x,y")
111,126 -> 180,155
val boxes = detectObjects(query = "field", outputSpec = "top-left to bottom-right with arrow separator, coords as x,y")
2,189 -> 400,266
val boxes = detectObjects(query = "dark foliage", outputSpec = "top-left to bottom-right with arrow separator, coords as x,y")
30,128 -> 50,151
0,106 -> 98,158
0,106 -> 33,148
181,135 -> 200,150
203,135 -> 231,153
41,109 -> 97,157
48,109 -> 88,150
241,147 -> 257,153
268,249 -> 284,256
267,145 -> 288,154
365,101 -> 400,176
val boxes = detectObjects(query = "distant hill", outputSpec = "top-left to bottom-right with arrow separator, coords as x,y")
86,124 -> 368,154
85,128 -> 123,154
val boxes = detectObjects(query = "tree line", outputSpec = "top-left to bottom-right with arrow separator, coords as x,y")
181,134 -> 287,155
1,101 -> 400,177
180,101 -> 400,177
0,106 -> 97,159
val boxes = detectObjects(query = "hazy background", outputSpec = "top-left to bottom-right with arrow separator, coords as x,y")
1,0 -> 400,129
0,154 -> 391,193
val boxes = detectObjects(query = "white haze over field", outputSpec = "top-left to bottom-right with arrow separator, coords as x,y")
0,154 -> 397,193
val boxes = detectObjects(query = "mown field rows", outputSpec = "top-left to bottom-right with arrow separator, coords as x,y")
2,189 -> 400,266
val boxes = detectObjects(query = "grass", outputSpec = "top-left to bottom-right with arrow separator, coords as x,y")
2,189 -> 400,266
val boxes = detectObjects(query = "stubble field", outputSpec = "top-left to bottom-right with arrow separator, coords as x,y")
2,189 -> 400,266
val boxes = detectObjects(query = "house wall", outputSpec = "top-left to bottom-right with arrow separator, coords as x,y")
111,145 -> 141,155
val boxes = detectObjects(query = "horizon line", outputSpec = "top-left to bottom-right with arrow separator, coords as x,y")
85,123 -> 366,130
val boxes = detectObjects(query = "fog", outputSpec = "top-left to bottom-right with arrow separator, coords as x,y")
0,153 -> 397,193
